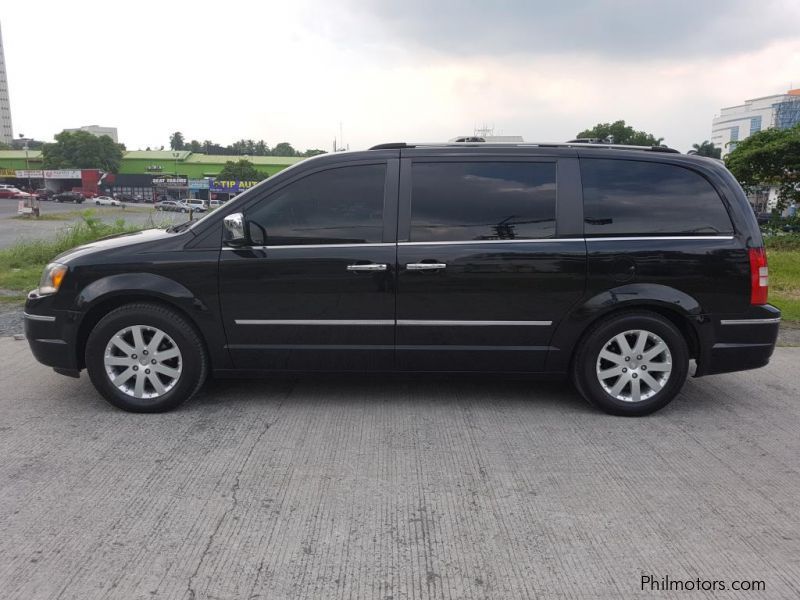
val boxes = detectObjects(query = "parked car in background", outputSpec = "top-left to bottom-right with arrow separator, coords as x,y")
754,211 -> 772,226
186,199 -> 207,211
34,188 -> 56,201
53,191 -> 86,204
114,193 -> 146,204
94,196 -> 125,207
73,188 -> 97,199
154,200 -> 190,213
0,186 -> 32,199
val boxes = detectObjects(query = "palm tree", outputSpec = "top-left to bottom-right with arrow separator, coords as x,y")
691,140 -> 721,158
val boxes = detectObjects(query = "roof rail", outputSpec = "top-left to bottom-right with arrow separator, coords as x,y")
368,141 -> 680,154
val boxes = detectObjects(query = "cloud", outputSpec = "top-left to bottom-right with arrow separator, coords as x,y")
348,0 -> 800,60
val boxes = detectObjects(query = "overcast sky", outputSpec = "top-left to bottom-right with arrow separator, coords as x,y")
3,0 -> 800,153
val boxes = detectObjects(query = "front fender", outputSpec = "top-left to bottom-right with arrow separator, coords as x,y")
69,272 -> 231,371
545,283 -> 710,373
75,273 -> 208,313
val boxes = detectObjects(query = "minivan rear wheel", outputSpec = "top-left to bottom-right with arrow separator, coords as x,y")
85,303 -> 208,412
572,311 -> 689,416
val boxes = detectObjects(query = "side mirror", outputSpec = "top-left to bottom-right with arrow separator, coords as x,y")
223,213 -> 248,246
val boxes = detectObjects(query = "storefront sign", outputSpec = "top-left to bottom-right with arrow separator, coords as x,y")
152,176 -> 188,187
1,168 -> 18,177
44,169 -> 82,179
16,170 -> 44,178
209,180 -> 260,193
188,179 -> 210,189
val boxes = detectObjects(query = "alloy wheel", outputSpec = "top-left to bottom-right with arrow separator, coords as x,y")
103,325 -> 183,399
595,329 -> 672,403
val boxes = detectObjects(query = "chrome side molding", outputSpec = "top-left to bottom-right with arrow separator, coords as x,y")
720,318 -> 781,325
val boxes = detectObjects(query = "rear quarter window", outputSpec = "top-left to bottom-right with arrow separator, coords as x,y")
581,159 -> 733,236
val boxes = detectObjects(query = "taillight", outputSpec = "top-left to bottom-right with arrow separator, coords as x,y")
748,247 -> 769,305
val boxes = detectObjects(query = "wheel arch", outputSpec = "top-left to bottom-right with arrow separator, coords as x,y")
546,284 -> 709,373
74,274 -> 212,370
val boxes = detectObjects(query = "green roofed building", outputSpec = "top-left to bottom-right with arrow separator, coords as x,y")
0,150 -> 303,179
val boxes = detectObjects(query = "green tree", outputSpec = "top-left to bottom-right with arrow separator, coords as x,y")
576,120 -> 664,146
271,142 -> 298,157
691,140 -> 721,158
169,131 -> 184,150
42,130 -> 125,172
188,139 -> 203,153
255,140 -> 270,156
302,148 -> 327,157
217,159 -> 269,181
725,124 -> 800,211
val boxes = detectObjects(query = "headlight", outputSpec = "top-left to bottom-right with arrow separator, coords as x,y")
38,262 -> 68,295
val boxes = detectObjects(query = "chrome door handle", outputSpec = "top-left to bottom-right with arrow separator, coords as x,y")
406,263 -> 447,270
347,263 -> 388,272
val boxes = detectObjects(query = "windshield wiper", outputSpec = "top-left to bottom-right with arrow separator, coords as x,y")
165,220 -> 194,233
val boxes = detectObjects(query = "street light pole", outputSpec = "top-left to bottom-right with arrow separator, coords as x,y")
19,133 -> 39,217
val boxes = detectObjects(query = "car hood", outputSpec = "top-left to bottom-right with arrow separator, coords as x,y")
54,228 -> 184,264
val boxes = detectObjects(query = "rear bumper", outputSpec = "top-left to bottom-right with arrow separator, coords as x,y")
696,305 -> 781,376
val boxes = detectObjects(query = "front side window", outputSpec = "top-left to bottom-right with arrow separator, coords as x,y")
246,164 -> 386,245
582,159 -> 733,236
410,162 -> 557,242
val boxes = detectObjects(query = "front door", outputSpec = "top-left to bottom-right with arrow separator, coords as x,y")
219,158 -> 399,371
395,156 -> 587,372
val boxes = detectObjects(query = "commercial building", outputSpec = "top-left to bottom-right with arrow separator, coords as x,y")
0,21 -> 13,145
0,149 -> 303,200
64,125 -> 119,143
712,88 -> 800,157
118,150 -> 300,179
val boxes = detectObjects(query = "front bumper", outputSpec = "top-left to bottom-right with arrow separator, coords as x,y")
696,304 -> 781,376
24,295 -> 80,376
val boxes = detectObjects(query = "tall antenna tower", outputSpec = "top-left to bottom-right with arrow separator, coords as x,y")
0,21 -> 14,145
333,121 -> 348,152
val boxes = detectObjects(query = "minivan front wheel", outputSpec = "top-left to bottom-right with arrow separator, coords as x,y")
85,303 -> 208,412
572,311 -> 689,416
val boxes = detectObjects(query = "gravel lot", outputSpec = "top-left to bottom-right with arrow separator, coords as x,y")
0,202 -> 184,250
0,337 -> 798,599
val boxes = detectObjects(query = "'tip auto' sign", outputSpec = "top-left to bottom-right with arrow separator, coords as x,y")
209,180 -> 260,193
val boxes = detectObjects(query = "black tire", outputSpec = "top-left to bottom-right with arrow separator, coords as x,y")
572,311 -> 689,416
85,302 -> 208,412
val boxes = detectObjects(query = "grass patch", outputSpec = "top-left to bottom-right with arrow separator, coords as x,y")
0,211 -> 148,296
12,205 -> 154,222
12,213 -> 74,221
769,249 -> 800,322
765,233 -> 800,252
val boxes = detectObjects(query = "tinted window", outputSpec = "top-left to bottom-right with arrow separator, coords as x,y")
246,164 -> 385,245
410,162 -> 557,242
582,159 -> 733,236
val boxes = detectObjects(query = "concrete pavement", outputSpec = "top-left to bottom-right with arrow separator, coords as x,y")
0,337 -> 798,599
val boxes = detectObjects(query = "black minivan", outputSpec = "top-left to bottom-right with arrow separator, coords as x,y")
24,143 -> 781,416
